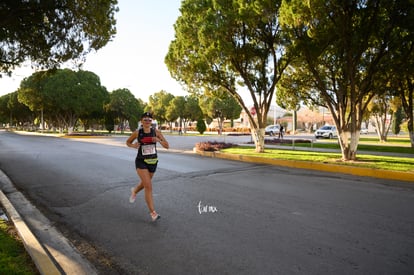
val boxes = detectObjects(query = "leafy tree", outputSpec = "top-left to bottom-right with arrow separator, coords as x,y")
7,91 -> 34,129
47,69 -> 108,131
296,107 -> 323,133
397,78 -> 413,138
199,89 -> 242,134
18,69 -> 108,132
0,94 -> 9,124
1,0 -> 118,75
105,88 -> 143,133
165,95 -> 202,133
72,71 -> 109,131
0,92 -> 35,128
279,0 -> 412,160
17,71 -> 53,130
129,116 -> 139,132
392,72 -> 414,147
17,71 -> 50,112
166,96 -> 184,131
383,0 -> 414,147
166,0 -> 290,152
148,90 -> 175,130
276,65 -> 311,134
182,96 -> 203,133
368,94 -> 394,142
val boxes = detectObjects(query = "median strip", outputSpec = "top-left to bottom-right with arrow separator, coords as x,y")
196,149 -> 414,183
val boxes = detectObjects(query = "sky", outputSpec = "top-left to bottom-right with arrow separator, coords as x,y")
0,0 -> 186,102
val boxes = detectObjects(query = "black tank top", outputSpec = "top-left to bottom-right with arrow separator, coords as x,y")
136,128 -> 157,160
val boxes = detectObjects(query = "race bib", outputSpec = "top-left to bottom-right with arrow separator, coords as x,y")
142,144 -> 156,156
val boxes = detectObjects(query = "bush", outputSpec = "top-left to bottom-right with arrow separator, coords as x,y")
195,141 -> 237,151
104,114 -> 114,133
196,119 -> 206,134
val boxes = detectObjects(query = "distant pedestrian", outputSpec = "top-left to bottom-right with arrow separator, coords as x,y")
279,125 -> 284,139
126,112 -> 169,222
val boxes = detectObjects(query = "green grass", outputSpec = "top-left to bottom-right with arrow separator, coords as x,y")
222,146 -> 414,173
359,136 -> 412,145
0,219 -> 39,275
280,138 -> 414,154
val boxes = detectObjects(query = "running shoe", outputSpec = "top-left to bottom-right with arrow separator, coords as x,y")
151,211 -> 161,222
129,187 -> 136,203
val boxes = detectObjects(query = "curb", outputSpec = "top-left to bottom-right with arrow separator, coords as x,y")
0,170 -> 98,275
61,135 -> 110,138
195,150 -> 414,183
0,190 -> 61,275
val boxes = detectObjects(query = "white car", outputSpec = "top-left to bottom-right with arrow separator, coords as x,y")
360,128 -> 369,134
265,125 -> 280,136
315,125 -> 337,139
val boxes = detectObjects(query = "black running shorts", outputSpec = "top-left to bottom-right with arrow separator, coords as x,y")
135,157 -> 158,173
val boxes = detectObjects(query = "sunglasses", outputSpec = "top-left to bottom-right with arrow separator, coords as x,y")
143,118 -> 152,122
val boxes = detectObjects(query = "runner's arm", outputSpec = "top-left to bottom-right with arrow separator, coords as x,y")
156,130 -> 169,149
126,131 -> 139,149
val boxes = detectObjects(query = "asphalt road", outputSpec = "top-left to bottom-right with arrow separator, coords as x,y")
0,130 -> 413,274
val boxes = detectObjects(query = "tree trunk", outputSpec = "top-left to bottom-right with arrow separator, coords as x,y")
251,128 -> 265,153
409,131 -> 414,149
338,123 -> 366,160
292,110 -> 297,135
218,117 -> 223,135
373,114 -> 388,142
403,91 -> 414,148
408,116 -> 414,149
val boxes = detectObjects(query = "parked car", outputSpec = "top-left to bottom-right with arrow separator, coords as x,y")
315,125 -> 337,139
360,128 -> 369,134
265,125 -> 280,136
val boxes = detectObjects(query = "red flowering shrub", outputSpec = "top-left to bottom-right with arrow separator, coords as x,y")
195,141 -> 237,151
